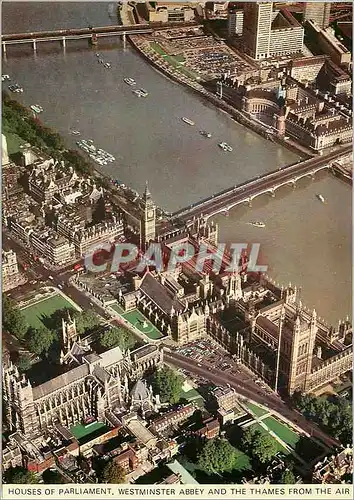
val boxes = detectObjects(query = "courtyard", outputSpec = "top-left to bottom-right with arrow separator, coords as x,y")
20,292 -> 81,331
110,304 -> 163,340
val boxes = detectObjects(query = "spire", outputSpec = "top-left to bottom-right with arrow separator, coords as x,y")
143,181 -> 151,200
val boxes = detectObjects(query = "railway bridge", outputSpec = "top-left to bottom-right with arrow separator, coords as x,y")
1,24 -> 153,53
172,145 -> 352,224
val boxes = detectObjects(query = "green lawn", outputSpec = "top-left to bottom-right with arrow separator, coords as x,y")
110,303 -> 125,315
4,132 -> 26,155
70,421 -> 107,441
245,402 -> 269,418
122,309 -> 163,340
181,388 -> 205,408
150,42 -> 200,80
262,417 -> 300,449
21,294 -> 80,331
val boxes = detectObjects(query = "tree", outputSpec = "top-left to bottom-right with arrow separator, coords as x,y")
2,293 -> 28,339
100,327 -> 135,351
252,431 -> 278,463
27,326 -> 57,356
42,469 -> 65,484
292,391 -> 353,446
197,439 -> 238,474
279,469 -> 296,484
47,308 -> 100,336
241,427 -> 278,464
101,461 -> 126,484
151,366 -> 183,405
16,354 -> 32,372
240,426 -> 257,455
4,466 -> 38,484
76,310 -> 100,335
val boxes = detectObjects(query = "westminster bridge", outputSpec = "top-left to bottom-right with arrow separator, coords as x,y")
171,144 -> 352,224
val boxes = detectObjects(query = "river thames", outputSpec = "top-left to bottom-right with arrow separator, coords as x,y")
2,2 -> 351,324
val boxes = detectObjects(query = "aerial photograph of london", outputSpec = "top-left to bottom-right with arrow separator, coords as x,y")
1,0 -> 353,492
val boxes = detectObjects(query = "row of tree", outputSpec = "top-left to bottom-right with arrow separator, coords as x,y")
3,92 -> 64,152
3,294 -> 28,339
3,297 -> 137,363
2,91 -> 94,176
292,391 -> 352,446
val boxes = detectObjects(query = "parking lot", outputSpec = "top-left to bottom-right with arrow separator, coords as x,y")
173,338 -> 276,396
152,26 -> 255,79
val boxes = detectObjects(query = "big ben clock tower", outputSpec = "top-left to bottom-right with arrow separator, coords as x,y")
140,181 -> 156,249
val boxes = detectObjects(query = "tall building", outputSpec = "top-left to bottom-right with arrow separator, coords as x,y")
304,2 -> 331,29
243,2 -> 304,60
243,2 -> 273,60
2,134 -> 9,165
140,181 -> 156,249
227,9 -> 244,37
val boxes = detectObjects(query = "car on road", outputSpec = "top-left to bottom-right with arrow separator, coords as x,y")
48,276 -> 54,280
58,284 -> 63,290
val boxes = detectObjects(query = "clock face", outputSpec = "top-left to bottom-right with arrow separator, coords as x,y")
147,210 -> 154,219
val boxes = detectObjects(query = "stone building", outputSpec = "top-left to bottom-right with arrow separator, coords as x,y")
2,249 -> 24,292
57,213 -> 124,257
312,446 -> 353,483
243,3 -> 304,60
305,20 -> 352,67
211,71 -> 352,151
147,3 -> 195,23
140,182 -> 156,250
28,159 -> 81,203
2,162 -> 23,202
2,133 -> 9,165
3,344 -> 163,439
303,2 -> 331,29
149,404 -> 195,435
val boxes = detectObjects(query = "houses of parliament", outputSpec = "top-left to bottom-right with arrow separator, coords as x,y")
3,183 -> 352,441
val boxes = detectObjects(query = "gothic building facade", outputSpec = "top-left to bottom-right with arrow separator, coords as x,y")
140,182 -> 156,249
3,344 -> 163,439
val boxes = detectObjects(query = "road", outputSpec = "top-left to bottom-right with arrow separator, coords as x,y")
3,231 -> 148,350
173,144 -> 352,223
3,232 -> 112,319
165,350 -> 340,450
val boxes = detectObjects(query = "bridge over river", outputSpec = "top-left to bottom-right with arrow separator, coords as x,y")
1,24 -> 154,52
172,145 -> 352,224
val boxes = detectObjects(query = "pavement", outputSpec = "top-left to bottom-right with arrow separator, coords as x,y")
164,350 -> 340,451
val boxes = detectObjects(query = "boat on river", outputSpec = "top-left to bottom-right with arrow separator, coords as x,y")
248,221 -> 266,228
30,104 -> 43,113
182,117 -> 195,126
218,142 -> 233,152
124,77 -> 136,86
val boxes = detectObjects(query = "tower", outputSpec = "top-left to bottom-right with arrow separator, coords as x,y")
243,2 -> 273,60
62,311 -> 77,350
140,181 -> 156,249
227,271 -> 242,301
287,304 -> 317,395
2,134 -> 9,165
304,309 -> 318,391
303,2 -> 331,29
